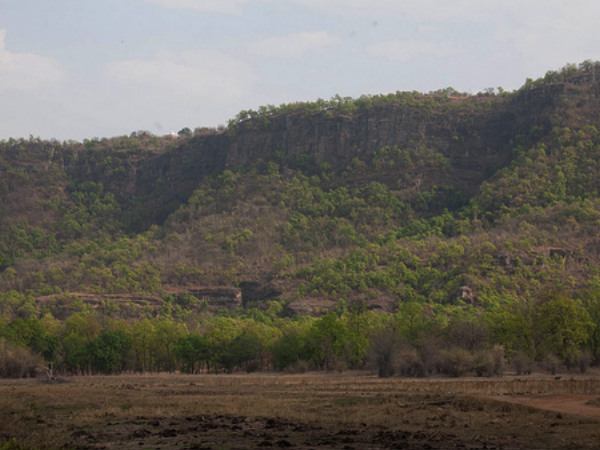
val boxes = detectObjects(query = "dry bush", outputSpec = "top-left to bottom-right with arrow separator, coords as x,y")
396,346 -> 424,377
283,360 -> 309,374
366,328 -> 400,378
366,328 -> 420,377
542,354 -> 562,375
436,347 -> 473,377
491,345 -> 505,376
329,358 -> 348,373
417,333 -> 443,376
578,350 -> 593,374
512,351 -> 533,375
444,319 -> 488,351
474,345 -> 505,377
0,339 -> 44,378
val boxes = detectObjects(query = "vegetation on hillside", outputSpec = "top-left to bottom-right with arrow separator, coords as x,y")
2,61 -> 600,377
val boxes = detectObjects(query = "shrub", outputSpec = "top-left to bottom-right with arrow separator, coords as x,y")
367,327 -> 429,378
418,334 -> 443,377
0,339 -> 43,378
366,329 -> 399,378
436,347 -> 473,377
445,320 -> 488,351
578,350 -> 593,374
474,345 -> 504,377
396,346 -> 424,377
491,345 -> 505,376
512,351 -> 533,375
283,360 -> 309,374
542,353 -> 561,375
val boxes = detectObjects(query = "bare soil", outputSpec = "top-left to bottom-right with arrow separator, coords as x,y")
499,394 -> 600,418
1,372 -> 600,449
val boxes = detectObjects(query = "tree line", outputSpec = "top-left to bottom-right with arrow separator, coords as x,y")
0,285 -> 597,378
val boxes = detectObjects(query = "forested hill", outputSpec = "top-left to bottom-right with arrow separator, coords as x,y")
2,62 -> 600,375
3,63 -> 581,233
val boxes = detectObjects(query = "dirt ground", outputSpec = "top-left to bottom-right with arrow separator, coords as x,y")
1,372 -> 600,449
500,394 -> 600,418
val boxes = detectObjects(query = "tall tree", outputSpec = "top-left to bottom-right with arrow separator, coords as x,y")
536,295 -> 594,366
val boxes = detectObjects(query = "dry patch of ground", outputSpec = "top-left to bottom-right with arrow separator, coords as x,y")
499,394 -> 600,418
1,372 -> 600,449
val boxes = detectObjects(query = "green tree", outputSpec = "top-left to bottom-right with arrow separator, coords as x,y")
536,295 -> 595,366
484,302 -> 535,358
2,317 -> 46,353
60,313 -> 101,373
271,332 -> 304,371
304,312 -> 349,370
86,329 -> 132,374
218,331 -> 262,373
130,319 -> 156,372
395,301 -> 434,345
341,305 -> 377,368
174,333 -> 211,373
152,318 -> 186,372
578,287 -> 600,363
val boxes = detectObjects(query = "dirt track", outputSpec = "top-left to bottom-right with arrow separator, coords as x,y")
498,394 -> 600,418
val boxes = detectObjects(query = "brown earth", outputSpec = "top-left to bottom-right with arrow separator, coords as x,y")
1,372 -> 600,449
497,394 -> 600,418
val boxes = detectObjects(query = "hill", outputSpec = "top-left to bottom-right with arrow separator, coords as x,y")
1,61 -> 600,376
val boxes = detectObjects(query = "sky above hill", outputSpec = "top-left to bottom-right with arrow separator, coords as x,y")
0,0 -> 599,141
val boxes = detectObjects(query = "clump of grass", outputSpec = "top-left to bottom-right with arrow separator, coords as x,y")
0,439 -> 40,450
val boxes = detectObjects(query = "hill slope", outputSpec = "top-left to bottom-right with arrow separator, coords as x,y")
3,62 -> 600,376
1,62 -> 600,318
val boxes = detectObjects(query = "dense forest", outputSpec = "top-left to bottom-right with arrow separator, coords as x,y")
2,62 -> 600,378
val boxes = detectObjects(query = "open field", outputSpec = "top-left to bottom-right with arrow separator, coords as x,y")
1,372 -> 600,449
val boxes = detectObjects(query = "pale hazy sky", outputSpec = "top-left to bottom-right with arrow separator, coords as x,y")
0,0 -> 599,141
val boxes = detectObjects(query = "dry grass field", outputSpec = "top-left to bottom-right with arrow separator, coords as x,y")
1,371 -> 600,449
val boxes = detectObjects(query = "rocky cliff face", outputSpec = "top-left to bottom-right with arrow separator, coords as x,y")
89,97 -> 520,227
223,101 -> 516,175
52,81 -> 591,231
